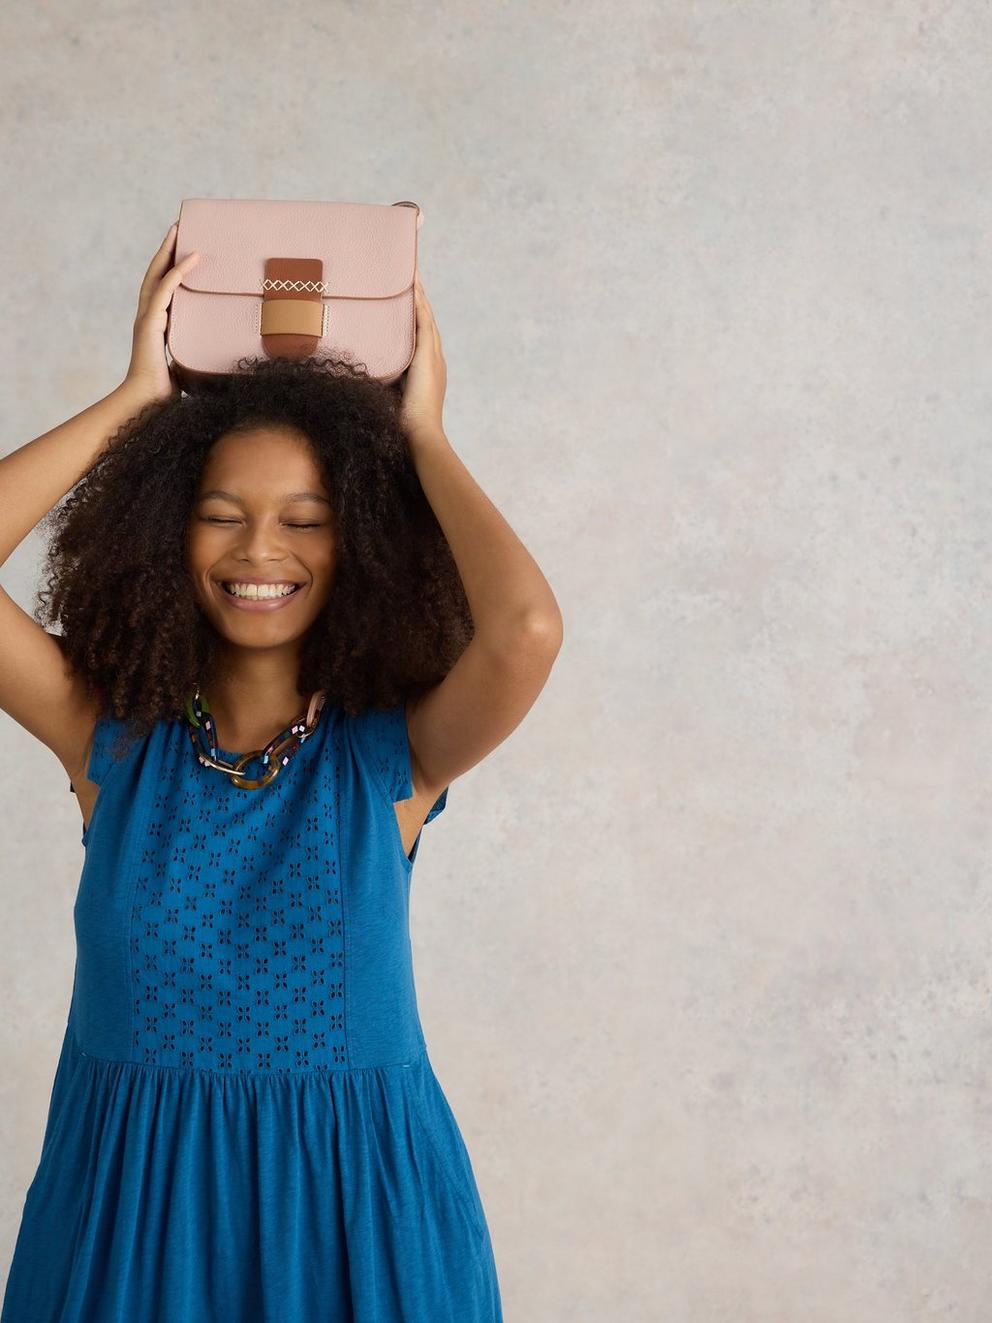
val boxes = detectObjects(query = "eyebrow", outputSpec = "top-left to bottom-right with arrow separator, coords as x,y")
196,489 -> 331,506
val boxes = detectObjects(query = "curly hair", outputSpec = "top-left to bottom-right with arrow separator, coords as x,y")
35,354 -> 472,743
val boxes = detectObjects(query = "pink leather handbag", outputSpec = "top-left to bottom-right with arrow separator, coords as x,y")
166,197 -> 424,391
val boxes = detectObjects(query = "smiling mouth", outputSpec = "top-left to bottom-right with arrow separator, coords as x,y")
215,580 -> 305,602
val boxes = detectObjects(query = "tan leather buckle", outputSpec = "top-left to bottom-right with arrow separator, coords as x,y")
260,257 -> 324,359
260,298 -> 324,336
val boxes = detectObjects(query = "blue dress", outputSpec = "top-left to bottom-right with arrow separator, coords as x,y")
1,701 -> 502,1322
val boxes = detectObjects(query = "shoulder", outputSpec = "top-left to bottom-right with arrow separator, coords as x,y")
343,699 -> 448,823
342,701 -> 411,799
82,712 -> 149,788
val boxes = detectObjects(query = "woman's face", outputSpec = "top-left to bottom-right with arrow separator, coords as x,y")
185,425 -> 336,647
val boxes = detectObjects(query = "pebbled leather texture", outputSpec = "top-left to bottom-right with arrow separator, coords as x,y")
167,198 -> 422,388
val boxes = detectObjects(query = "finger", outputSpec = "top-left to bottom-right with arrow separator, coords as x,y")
136,224 -> 180,310
417,299 -> 437,341
167,251 -> 199,288
142,224 -> 179,281
416,280 -> 440,341
415,279 -> 434,321
147,252 -> 199,310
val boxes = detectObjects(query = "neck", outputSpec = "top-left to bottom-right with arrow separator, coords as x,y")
198,649 -> 313,752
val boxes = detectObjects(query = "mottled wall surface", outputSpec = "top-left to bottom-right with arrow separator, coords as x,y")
1,3 -> 990,1320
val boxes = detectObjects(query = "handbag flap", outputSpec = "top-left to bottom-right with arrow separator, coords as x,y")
175,198 -> 418,300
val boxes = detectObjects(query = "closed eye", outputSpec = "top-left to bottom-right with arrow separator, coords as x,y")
201,517 -> 325,529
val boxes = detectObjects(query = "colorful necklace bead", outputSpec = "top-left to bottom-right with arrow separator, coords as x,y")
184,686 -> 326,790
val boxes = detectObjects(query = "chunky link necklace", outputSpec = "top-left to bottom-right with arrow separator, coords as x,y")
184,686 -> 327,790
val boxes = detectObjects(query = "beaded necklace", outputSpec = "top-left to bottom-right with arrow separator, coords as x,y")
184,686 -> 327,790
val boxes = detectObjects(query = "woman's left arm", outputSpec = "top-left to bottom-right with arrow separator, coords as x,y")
399,276 -> 564,796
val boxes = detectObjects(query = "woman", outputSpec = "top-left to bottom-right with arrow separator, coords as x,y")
0,223 -> 563,1321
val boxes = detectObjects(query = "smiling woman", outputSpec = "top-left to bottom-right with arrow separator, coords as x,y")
0,227 -> 565,1323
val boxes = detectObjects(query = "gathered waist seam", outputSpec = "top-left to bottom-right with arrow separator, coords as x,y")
76,1045 -> 428,1081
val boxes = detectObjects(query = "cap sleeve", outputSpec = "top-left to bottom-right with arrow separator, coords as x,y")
84,714 -> 136,787
349,701 -> 448,825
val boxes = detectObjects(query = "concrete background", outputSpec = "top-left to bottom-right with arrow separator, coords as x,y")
2,2 -> 991,1319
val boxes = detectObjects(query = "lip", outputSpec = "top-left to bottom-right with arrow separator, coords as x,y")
213,579 -> 307,612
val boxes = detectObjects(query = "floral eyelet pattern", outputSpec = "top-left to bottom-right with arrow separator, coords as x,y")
127,725 -> 346,1073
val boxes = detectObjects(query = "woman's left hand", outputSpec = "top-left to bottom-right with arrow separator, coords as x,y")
399,275 -> 447,445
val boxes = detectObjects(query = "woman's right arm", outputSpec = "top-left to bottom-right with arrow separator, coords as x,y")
0,222 -> 199,784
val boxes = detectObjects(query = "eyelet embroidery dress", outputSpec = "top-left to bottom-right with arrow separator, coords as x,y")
0,702 -> 502,1323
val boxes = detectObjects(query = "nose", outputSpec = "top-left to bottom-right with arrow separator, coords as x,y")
229,519 -> 296,565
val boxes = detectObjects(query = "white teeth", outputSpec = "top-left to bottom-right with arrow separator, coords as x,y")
222,582 -> 299,600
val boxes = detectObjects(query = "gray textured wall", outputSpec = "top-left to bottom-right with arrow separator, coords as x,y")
2,3 -> 990,1320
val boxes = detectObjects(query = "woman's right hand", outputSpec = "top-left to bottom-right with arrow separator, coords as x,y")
122,222 -> 200,405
